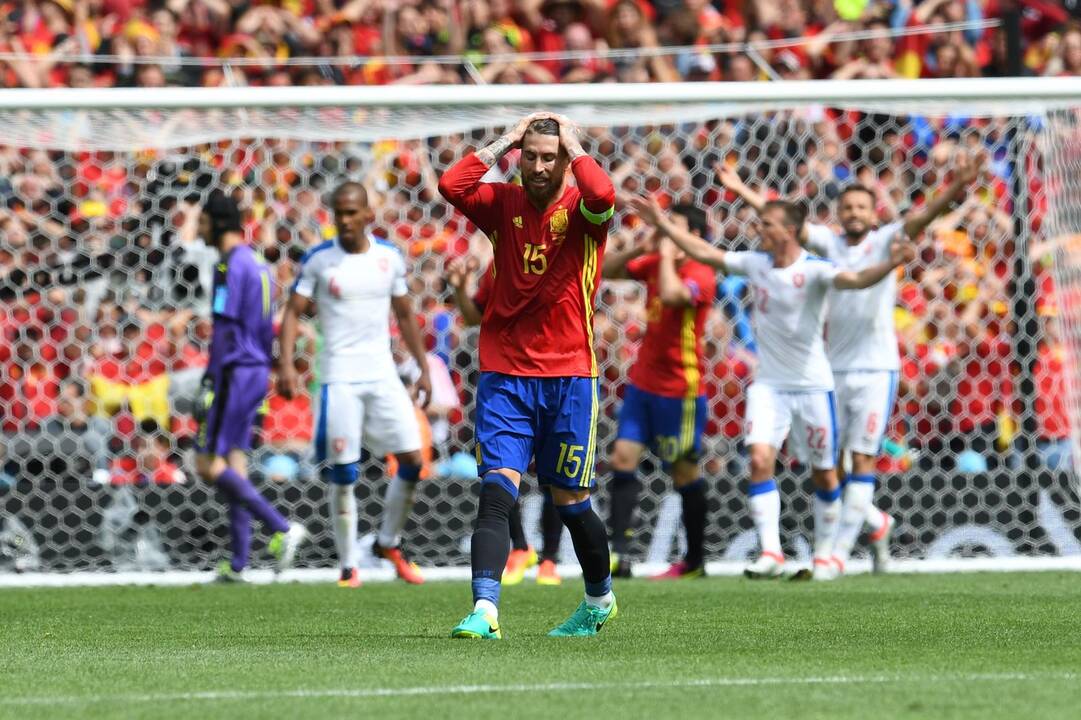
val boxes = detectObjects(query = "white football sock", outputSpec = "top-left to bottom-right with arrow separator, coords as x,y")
328,484 -> 357,570
834,481 -> 875,565
865,502 -> 888,533
474,598 -> 498,619
813,490 -> 842,561
378,475 -> 419,548
585,591 -> 615,610
749,481 -> 782,556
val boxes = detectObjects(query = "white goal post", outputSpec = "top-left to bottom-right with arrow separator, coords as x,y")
1,78 -> 1080,578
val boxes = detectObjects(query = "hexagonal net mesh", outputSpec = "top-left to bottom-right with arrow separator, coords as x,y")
1,91 -> 1080,574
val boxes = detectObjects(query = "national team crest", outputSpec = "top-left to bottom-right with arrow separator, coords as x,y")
550,208 -> 569,235
333,438 -> 347,454
378,258 -> 389,272
328,277 -> 342,298
793,273 -> 805,288
513,216 -> 523,229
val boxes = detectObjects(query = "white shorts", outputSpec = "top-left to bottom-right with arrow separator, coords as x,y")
744,382 -> 838,470
313,378 -> 421,465
833,370 -> 899,457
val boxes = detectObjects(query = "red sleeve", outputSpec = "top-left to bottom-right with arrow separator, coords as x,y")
626,253 -> 658,281
473,263 -> 494,310
682,261 -> 717,306
571,155 -> 615,221
438,154 -> 499,229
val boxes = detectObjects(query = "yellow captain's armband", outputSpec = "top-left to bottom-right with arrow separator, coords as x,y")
579,199 -> 614,225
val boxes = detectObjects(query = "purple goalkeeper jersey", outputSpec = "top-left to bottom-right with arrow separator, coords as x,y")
208,244 -> 275,375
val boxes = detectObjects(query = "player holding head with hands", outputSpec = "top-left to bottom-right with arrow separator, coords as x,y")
631,194 -> 915,580
439,112 -> 617,637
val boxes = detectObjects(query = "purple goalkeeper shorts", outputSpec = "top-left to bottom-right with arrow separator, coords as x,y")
196,365 -> 270,456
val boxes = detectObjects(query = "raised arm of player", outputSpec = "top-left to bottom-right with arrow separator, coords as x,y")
557,117 -> 616,224
715,162 -> 767,213
392,294 -> 432,408
447,256 -> 485,327
601,230 -> 651,279
833,235 -> 916,290
657,237 -> 693,307
902,151 -> 983,240
276,291 -> 314,400
631,196 -> 727,271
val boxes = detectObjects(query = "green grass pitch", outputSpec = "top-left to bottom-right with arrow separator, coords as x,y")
1,572 -> 1079,719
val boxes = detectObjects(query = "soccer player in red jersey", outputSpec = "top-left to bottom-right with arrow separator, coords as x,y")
439,113 -> 617,638
601,205 -> 716,579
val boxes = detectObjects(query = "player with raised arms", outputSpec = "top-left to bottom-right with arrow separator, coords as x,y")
277,182 -> 432,588
716,153 -> 981,576
194,189 -> 309,581
439,112 -> 617,638
631,195 -> 914,580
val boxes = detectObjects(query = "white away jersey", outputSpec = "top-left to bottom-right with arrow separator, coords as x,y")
805,222 -> 902,372
293,235 -> 407,383
724,250 -> 838,391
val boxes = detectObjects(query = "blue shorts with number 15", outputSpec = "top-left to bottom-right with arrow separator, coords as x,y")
474,372 -> 599,490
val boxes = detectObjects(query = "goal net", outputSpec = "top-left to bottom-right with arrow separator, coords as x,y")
2,80 -> 1080,574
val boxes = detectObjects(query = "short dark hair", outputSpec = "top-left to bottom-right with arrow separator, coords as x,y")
762,200 -> 806,230
331,181 -> 368,208
525,118 -> 560,138
838,184 -> 876,204
671,203 -> 709,238
203,189 -> 241,242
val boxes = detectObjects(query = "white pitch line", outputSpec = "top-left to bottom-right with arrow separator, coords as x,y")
2,672 -> 1076,707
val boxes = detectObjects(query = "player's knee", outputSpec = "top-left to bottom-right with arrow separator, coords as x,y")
328,463 -> 359,486
476,473 -> 519,526
748,446 -> 774,478
811,468 -> 839,491
850,452 -> 876,475
610,441 -> 642,471
196,454 -> 225,482
671,461 -> 699,488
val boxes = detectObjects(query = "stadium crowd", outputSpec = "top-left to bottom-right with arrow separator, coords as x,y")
0,0 -> 1077,88
0,0 -> 1078,492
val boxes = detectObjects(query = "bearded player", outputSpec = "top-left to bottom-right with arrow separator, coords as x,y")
439,113 -> 617,638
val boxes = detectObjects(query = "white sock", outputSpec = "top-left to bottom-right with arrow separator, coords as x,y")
865,502 -> 887,533
834,481 -> 875,565
813,490 -> 842,561
474,598 -> 498,619
328,484 -> 357,570
748,481 -> 782,556
586,591 -> 615,610
378,475 -> 419,548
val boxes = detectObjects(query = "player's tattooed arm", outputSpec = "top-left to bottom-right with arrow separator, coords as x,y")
630,196 -> 727,271
601,229 -> 651,279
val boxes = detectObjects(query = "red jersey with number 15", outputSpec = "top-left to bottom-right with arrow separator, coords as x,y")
626,253 -> 716,398
439,153 -> 615,377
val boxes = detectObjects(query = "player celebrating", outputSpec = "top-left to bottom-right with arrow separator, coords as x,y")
194,190 -> 308,581
717,154 -> 981,575
447,256 -> 565,587
631,195 -> 913,580
277,182 -> 432,588
439,112 -> 617,638
600,207 -> 716,579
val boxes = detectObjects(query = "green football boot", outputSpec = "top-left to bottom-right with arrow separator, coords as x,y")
450,610 -> 502,640
547,599 -> 618,637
